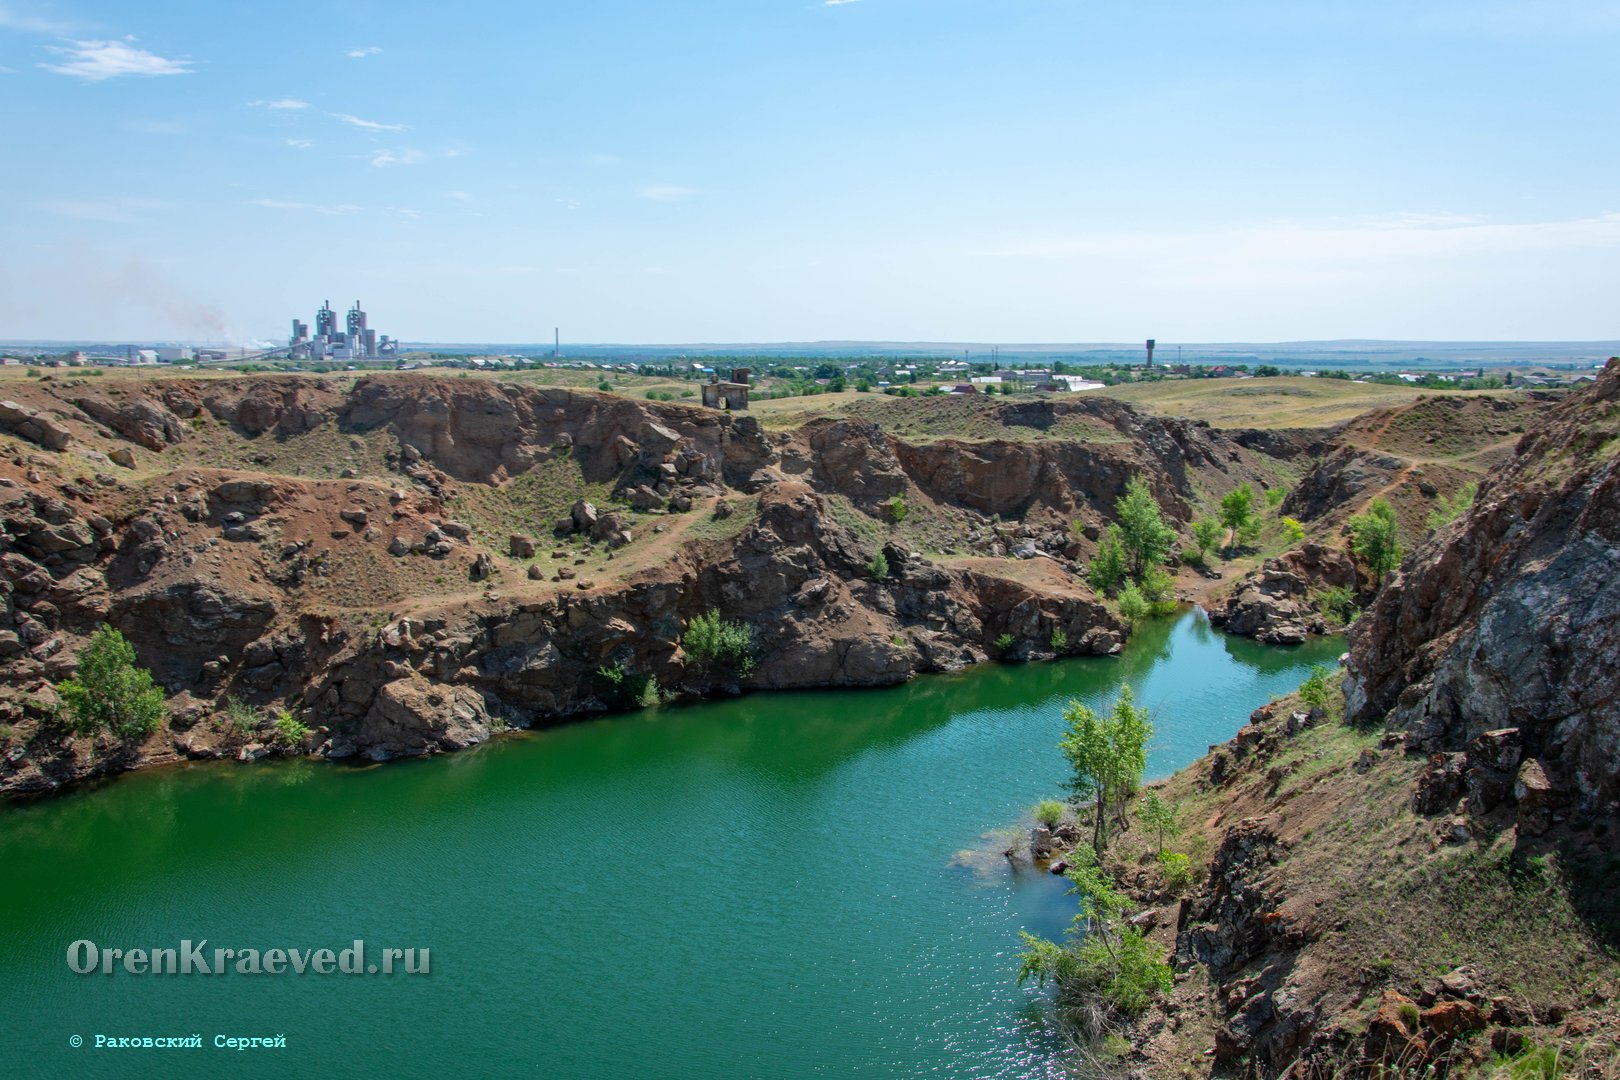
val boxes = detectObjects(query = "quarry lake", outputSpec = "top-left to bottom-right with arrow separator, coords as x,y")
1,611 -> 1341,1079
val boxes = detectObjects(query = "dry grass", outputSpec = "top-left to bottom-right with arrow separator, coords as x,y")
1100,377 -> 1501,430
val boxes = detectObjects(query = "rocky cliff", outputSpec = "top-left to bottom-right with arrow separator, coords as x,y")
6,373 -> 1211,797
1346,358 -> 1620,825
1092,363 -> 1620,1077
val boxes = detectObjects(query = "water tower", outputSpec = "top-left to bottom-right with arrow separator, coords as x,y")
1145,339 -> 1156,368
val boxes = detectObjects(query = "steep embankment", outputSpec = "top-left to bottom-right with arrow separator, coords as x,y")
1209,392 -> 1559,643
1099,362 -> 1620,1076
0,373 -> 1291,798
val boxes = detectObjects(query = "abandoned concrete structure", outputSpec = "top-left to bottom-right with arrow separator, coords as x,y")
701,367 -> 751,410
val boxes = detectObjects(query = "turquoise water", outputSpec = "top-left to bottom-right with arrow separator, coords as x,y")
0,611 -> 1340,1079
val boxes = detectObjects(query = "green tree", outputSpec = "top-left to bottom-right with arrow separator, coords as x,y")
869,550 -> 890,580
886,494 -> 909,525
1133,790 -> 1182,855
1350,497 -> 1402,584
1264,484 -> 1287,508
1219,483 -> 1257,553
57,626 -> 166,742
1087,525 -> 1129,594
1114,479 -> 1176,577
1280,516 -> 1306,543
1059,685 -> 1152,853
1189,517 -> 1224,563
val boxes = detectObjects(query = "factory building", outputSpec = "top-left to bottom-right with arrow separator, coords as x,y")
289,300 -> 396,361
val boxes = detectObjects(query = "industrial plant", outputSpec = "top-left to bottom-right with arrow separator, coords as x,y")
289,300 -> 397,362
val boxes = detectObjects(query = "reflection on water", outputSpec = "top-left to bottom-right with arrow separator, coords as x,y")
0,610 -> 1340,1080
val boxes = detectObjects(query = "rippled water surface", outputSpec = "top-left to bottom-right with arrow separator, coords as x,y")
0,610 -> 1340,1079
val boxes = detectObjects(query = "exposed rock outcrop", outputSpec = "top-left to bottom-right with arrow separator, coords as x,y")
1346,359 -> 1620,822
1211,543 -> 1365,643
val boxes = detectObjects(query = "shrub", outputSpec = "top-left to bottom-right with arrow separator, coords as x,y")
596,379 -> 612,391
1299,664 -> 1332,709
1319,584 -> 1358,624
1265,485 -> 1287,508
272,709 -> 310,748
220,696 -> 259,739
869,550 -> 890,580
1116,583 -> 1149,623
1033,799 -> 1065,828
681,609 -> 756,676
1137,565 -> 1176,614
56,626 -> 167,742
1280,516 -> 1306,543
886,494 -> 909,525
1018,847 -> 1173,1025
994,632 -> 1017,656
1158,851 -> 1194,892
1049,627 -> 1068,653
1426,481 -> 1478,530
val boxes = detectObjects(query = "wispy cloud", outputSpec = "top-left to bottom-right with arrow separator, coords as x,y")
635,184 -> 698,202
285,138 -> 313,150
331,112 -> 406,132
0,5 -> 75,35
250,199 -> 362,215
445,191 -> 473,201
40,39 -> 192,81
369,148 -> 425,168
345,45 -> 382,58
824,0 -> 862,5
253,97 -> 309,110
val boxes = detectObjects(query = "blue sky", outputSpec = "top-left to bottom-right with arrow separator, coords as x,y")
2,0 -> 1617,344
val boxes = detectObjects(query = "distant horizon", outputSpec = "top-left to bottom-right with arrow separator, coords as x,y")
6,336 -> 1618,350
3,2 -> 1616,342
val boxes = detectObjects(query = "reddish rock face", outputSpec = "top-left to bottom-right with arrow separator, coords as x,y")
1346,359 -> 1620,821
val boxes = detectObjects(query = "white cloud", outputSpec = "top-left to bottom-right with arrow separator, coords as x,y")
254,97 -> 309,110
635,184 -> 698,202
285,138 -> 313,149
331,112 -> 406,132
346,45 -> 381,58
250,199 -> 362,215
825,0 -> 862,5
370,148 -> 425,168
40,39 -> 191,81
445,191 -> 473,201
